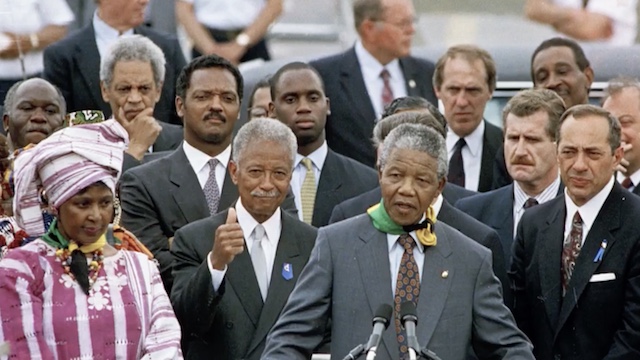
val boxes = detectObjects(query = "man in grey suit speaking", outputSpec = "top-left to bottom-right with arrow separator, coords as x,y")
262,124 -> 534,359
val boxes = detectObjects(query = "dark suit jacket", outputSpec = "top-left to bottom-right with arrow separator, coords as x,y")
310,48 -> 437,167
43,23 -> 186,125
478,121 -> 504,192
119,147 -> 297,291
510,183 -> 640,359
311,150 -> 377,227
492,144 -> 513,190
171,209 -> 317,360
262,215 -> 534,360
122,121 -> 183,172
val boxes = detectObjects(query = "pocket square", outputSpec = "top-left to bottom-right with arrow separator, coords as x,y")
589,273 -> 616,282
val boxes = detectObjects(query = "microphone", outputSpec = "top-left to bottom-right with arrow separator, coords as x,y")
400,302 -> 420,360
364,304 -> 393,360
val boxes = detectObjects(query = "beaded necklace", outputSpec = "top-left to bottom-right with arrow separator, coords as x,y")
55,247 -> 104,286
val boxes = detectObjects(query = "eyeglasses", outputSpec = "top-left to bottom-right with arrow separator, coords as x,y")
375,16 -> 418,30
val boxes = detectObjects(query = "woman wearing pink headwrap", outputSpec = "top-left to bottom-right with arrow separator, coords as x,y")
0,120 -> 182,359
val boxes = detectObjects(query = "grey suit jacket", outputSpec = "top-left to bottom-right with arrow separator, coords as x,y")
43,23 -> 186,125
311,149 -> 377,227
262,215 -> 533,360
119,147 -> 297,291
171,209 -> 317,360
311,48 -> 437,167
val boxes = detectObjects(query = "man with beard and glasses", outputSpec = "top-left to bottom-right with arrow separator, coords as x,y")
269,62 -> 378,227
171,118 -> 317,359
457,89 -> 565,272
119,54 -> 296,292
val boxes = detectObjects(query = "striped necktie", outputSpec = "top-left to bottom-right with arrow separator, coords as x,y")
300,158 -> 317,224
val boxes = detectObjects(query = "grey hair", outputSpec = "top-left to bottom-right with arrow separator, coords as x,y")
379,124 -> 448,179
232,117 -> 297,167
99,35 -> 166,87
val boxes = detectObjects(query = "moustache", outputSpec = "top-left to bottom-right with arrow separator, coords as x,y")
251,190 -> 281,198
204,112 -> 225,122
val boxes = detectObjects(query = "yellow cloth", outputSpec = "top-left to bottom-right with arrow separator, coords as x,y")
68,234 -> 107,254
366,202 -> 437,247
416,206 -> 437,247
300,158 -> 317,224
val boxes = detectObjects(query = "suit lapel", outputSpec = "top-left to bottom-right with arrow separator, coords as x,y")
537,199 -> 565,331
219,164 -> 239,211
416,224 -> 453,348
313,151 -> 342,226
75,24 -> 108,114
340,49 -> 376,127
487,185 -> 515,241
356,222 -> 396,360
225,244 -> 264,327
555,188 -> 622,338
245,213 -> 304,355
168,148 -> 210,222
399,57 -> 421,96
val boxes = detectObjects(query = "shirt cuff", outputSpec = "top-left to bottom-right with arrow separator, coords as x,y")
207,251 -> 227,292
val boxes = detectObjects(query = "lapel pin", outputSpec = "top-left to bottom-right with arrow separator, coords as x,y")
282,263 -> 293,280
441,270 -> 449,279
408,79 -> 417,89
593,239 -> 607,263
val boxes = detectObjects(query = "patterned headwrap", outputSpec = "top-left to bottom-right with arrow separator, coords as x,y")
12,119 -> 128,236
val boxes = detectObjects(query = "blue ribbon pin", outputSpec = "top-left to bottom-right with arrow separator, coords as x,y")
593,239 -> 607,263
282,263 -> 293,280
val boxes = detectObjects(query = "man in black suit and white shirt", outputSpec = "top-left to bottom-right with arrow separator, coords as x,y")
269,62 -> 378,227
310,0 -> 437,167
171,118 -> 317,360
433,45 -> 503,192
511,104 -> 640,358
43,0 -> 186,125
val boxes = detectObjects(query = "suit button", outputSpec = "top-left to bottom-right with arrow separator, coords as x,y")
226,322 -> 233,329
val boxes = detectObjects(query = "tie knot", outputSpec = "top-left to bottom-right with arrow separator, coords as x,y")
572,211 -> 582,225
253,224 -> 265,242
455,137 -> 467,150
622,177 -> 633,189
208,158 -> 219,171
398,234 -> 416,251
301,157 -> 313,171
380,68 -> 391,80
523,198 -> 539,209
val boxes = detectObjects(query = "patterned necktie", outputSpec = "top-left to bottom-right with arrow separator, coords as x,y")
621,177 -> 633,189
203,158 -> 220,215
394,234 -> 420,358
448,138 -> 466,187
300,158 -> 316,224
562,211 -> 583,295
523,198 -> 539,209
251,224 -> 268,301
380,68 -> 394,109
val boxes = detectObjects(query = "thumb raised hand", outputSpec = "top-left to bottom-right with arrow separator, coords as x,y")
226,207 -> 237,224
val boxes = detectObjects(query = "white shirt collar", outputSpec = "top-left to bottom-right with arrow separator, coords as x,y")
93,11 -> 134,57
432,193 -> 444,216
446,120 -> 485,157
182,141 -> 231,174
513,175 -> 561,209
386,213 -> 427,255
564,176 -> 615,240
355,40 -> 402,73
616,169 -> 640,189
235,197 -> 282,247
295,141 -> 328,171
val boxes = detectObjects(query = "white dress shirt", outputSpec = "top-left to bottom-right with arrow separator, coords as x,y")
93,11 -> 134,60
616,168 -> 640,193
182,141 -> 230,192
563,177 -> 614,245
354,41 -> 408,119
179,0 -> 264,29
208,198 -> 282,291
446,121 -> 485,192
290,142 -> 328,221
387,228 -> 425,296
512,176 -> 561,237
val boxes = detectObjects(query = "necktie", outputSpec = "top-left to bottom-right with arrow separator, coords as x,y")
394,234 -> 420,358
523,198 -> 539,209
203,158 -> 220,215
561,211 -> 582,295
300,158 -> 317,224
621,177 -> 633,189
448,138 -> 466,187
250,224 -> 269,301
380,68 -> 394,110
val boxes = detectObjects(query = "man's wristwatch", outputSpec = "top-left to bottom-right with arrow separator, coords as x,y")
235,33 -> 250,47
